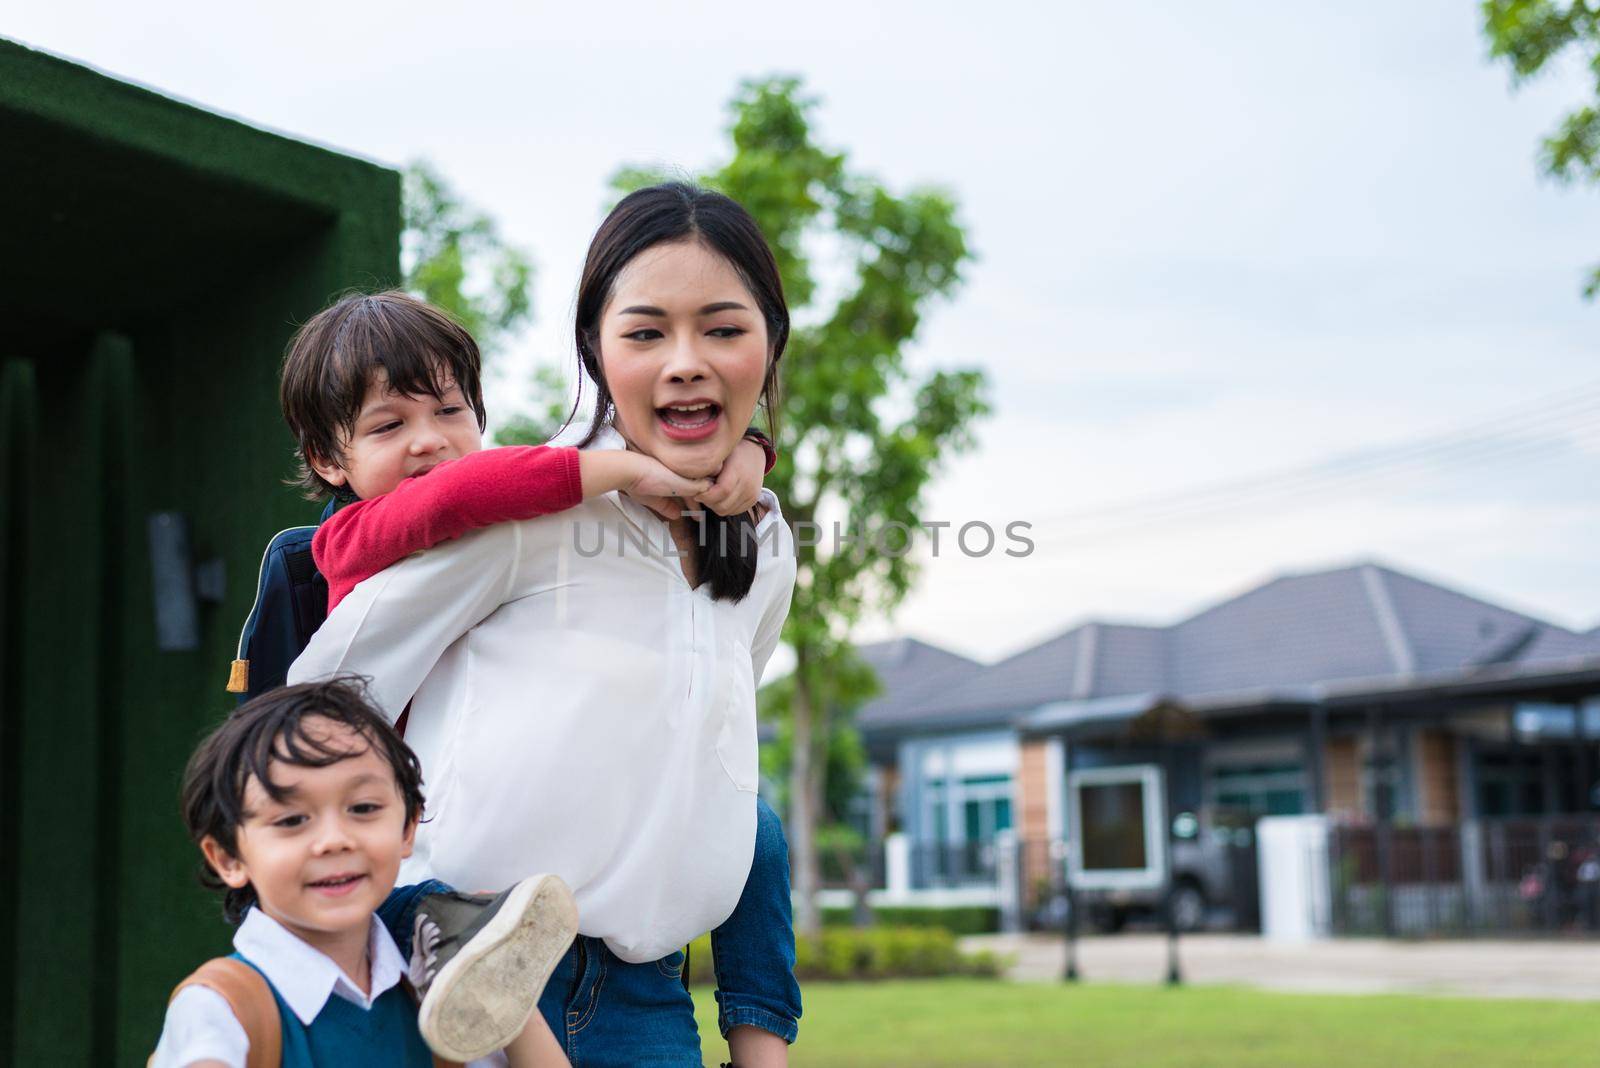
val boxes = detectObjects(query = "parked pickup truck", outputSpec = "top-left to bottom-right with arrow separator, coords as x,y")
1033,806 -> 1260,933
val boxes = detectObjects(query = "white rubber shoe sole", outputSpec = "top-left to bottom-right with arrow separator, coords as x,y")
416,874 -> 580,1062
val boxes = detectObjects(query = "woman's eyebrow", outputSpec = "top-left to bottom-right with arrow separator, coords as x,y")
617,301 -> 751,316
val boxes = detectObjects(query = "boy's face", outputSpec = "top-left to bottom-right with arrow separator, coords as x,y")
312,369 -> 483,499
201,717 -> 415,948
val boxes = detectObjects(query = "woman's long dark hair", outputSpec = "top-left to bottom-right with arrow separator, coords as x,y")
572,182 -> 787,602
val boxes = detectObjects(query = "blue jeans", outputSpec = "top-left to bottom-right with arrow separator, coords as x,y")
541,936 -> 701,1066
378,795 -> 802,1056
710,795 -> 802,1043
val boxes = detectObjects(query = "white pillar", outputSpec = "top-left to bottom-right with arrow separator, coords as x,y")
885,832 -> 911,900
1257,815 -> 1331,942
995,829 -> 1021,932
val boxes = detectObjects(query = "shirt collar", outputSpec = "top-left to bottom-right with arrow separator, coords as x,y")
233,908 -> 407,1024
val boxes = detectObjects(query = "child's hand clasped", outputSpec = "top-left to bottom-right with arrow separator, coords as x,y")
621,454 -> 713,519
618,438 -> 767,520
692,437 -> 766,517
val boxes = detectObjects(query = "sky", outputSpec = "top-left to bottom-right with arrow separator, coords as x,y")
12,1 -> 1598,663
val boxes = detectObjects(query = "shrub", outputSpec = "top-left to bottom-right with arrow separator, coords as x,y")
687,926 -> 1002,984
821,904 -> 1000,935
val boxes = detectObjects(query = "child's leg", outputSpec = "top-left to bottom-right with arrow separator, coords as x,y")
380,876 -> 581,1064
710,795 -> 802,1056
503,1005 -> 572,1068
413,875 -> 580,1062
377,879 -> 454,957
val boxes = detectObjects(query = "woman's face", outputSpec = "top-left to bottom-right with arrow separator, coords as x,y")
598,239 -> 769,479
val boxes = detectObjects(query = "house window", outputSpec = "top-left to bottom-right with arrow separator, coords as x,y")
1209,762 -> 1306,817
924,773 -> 1014,845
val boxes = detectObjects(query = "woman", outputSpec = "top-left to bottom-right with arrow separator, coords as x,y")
290,183 -> 797,1066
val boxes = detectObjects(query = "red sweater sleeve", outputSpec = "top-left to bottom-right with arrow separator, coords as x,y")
314,445 -> 583,610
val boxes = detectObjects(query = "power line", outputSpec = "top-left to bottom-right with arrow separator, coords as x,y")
1028,381 -> 1600,545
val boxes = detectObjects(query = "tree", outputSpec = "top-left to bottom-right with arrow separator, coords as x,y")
1484,0 -> 1600,295
615,77 -> 989,934
402,161 -> 567,443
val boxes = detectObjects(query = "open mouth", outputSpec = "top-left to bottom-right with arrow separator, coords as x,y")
307,873 -> 367,896
656,401 -> 722,440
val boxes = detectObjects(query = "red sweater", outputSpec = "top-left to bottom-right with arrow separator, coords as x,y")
314,445 -> 584,610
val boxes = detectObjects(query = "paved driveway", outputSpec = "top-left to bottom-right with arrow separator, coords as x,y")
963,933 -> 1600,1000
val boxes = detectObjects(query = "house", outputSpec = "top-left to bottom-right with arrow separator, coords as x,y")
849,561 -> 1600,926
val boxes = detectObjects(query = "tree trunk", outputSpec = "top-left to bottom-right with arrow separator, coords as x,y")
789,658 -> 823,937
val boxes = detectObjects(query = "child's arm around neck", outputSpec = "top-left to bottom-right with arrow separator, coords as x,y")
313,441 -> 768,611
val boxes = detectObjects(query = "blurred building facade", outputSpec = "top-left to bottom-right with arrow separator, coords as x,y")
843,562 -> 1600,937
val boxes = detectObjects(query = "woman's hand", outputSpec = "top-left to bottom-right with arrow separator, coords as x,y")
693,437 -> 767,517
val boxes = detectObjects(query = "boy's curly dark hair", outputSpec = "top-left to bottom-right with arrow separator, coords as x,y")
180,678 -> 425,924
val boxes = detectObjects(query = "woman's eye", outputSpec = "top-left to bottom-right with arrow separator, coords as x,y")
708,327 -> 746,339
623,328 -> 663,342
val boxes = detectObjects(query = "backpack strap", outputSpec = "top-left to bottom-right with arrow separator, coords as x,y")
155,958 -> 281,1068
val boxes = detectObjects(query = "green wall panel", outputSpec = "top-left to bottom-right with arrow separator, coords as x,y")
0,37 -> 401,1065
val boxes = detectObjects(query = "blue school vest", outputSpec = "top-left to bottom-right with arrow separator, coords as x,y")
233,952 -> 435,1067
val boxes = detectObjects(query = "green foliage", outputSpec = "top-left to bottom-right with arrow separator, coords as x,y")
759,667 -> 873,820
820,905 -> 1001,936
402,160 -> 534,347
814,822 -> 868,885
684,926 -> 1001,985
614,76 -> 988,929
1483,1 -> 1600,294
490,364 -> 572,447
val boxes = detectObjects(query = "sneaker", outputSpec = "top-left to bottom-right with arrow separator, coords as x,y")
409,874 -> 579,1062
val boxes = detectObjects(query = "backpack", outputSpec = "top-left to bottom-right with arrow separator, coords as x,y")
152,959 -> 280,1068
226,501 -> 338,701
153,957 -> 458,1067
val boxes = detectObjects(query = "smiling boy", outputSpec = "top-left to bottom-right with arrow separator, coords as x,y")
150,679 -> 572,1067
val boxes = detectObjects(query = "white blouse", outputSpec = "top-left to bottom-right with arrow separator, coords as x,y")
288,430 -> 795,963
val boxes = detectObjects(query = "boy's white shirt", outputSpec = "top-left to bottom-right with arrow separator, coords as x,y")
287,425 -> 797,963
150,908 -> 501,1067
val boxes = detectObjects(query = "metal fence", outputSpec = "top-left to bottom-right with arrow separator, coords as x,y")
1328,818 -> 1600,937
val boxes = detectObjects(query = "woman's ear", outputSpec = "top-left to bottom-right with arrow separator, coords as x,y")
200,835 -> 252,890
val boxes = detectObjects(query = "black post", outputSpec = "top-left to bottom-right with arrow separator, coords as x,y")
1162,736 -> 1182,986
1540,739 -> 1558,819
1062,733 -> 1080,982
1308,703 -> 1329,813
1578,702 -> 1596,814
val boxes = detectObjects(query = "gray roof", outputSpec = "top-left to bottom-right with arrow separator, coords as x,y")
851,638 -> 984,731
858,561 -> 1600,740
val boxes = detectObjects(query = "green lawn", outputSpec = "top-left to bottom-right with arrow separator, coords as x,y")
693,980 -> 1595,1067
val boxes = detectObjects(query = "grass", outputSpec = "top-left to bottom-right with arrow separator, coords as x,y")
691,980 -> 1596,1067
